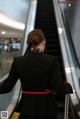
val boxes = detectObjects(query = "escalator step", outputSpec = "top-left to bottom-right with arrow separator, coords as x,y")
35,0 -> 66,118
11,112 -> 20,119
57,112 -> 64,119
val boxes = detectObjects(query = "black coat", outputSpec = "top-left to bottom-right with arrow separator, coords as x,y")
0,51 -> 73,117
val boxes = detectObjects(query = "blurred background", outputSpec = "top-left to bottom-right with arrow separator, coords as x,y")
0,0 -> 30,78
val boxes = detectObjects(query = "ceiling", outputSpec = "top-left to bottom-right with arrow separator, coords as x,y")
0,0 -> 29,38
0,25 -> 24,38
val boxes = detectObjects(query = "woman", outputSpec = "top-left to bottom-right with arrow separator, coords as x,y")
0,29 -> 73,119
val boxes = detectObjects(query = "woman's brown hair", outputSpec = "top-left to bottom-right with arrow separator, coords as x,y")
27,29 -> 45,47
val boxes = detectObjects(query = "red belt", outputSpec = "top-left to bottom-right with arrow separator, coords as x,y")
23,89 -> 52,95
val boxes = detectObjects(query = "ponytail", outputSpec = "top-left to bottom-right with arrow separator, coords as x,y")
24,43 -> 32,55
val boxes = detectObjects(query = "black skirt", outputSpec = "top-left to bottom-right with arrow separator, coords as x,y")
17,93 -> 57,118
18,114 -> 57,119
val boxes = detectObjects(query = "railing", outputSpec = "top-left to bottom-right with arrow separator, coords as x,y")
0,0 -> 37,118
20,0 -> 37,55
52,0 -> 80,118
64,94 -> 70,119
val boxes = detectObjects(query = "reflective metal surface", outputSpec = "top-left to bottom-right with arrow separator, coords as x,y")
53,0 -> 80,118
59,0 -> 80,64
58,0 -> 80,100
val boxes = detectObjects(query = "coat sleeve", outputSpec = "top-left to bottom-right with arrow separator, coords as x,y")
0,57 -> 19,94
51,59 -> 73,95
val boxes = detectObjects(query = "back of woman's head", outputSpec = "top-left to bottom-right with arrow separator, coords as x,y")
27,29 -> 45,47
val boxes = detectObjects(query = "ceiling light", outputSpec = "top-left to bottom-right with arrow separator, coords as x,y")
1,31 -> 5,34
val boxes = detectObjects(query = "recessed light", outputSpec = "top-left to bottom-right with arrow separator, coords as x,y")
1,31 -> 5,34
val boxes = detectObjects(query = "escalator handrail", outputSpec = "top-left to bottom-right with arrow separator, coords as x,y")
58,3 -> 80,69
20,0 -> 38,56
64,94 -> 70,119
0,74 -> 21,119
10,0 -> 38,118
10,0 -> 38,117
52,0 -> 80,118
0,0 -> 37,118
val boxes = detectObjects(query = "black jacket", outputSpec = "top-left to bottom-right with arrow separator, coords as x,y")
0,51 -> 73,117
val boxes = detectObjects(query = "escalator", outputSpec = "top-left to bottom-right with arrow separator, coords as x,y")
34,0 -> 66,118
1,0 -> 79,118
10,0 -> 78,118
